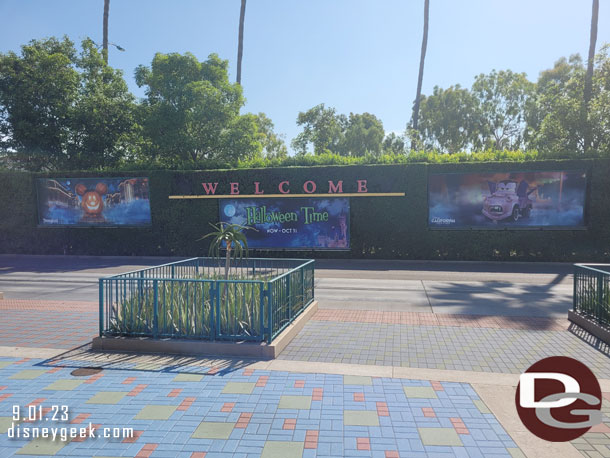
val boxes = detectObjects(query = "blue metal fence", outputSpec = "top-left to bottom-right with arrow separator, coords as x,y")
573,264 -> 610,329
99,258 -> 315,343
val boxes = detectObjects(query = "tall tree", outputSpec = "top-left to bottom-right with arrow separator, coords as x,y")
236,0 -> 247,84
291,104 -> 346,155
102,0 -> 109,64
414,85 -> 484,153
526,56 -> 586,154
0,37 -> 136,170
472,70 -> 535,150
135,52 -> 261,165
254,113 -> 288,159
342,112 -> 385,157
583,0 -> 599,151
411,0 -> 430,150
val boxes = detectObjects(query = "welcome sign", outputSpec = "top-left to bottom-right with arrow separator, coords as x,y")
169,177 -> 405,199
220,198 -> 350,249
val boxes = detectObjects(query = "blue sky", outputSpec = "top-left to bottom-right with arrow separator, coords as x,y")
1,0 -> 609,152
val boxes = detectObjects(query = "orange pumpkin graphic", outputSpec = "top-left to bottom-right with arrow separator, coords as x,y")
75,182 -> 108,216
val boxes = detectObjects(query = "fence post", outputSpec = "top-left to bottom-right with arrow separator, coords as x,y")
301,266 -> 305,308
597,272 -> 604,323
216,283 -> 221,340
573,266 -> 578,312
138,270 -> 144,309
312,261 -> 315,301
99,279 -> 104,337
287,273 -> 292,321
259,282 -> 265,342
267,284 -> 273,344
210,282 -> 216,341
153,280 -> 159,338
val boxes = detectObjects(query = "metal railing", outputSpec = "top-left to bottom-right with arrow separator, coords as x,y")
573,264 -> 610,329
99,257 -> 315,343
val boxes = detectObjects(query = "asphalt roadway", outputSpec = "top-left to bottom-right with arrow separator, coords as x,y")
0,254 -> 574,318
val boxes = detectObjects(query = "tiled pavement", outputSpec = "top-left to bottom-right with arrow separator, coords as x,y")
278,320 -> 610,379
0,311 -> 97,349
0,356 -> 525,458
312,309 -> 570,331
1,298 -> 610,456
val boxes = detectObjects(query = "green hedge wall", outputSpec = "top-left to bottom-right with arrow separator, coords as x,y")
1,159 -> 609,261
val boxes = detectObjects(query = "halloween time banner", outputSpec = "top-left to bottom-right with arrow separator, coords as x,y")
428,170 -> 587,229
220,198 -> 350,249
36,177 -> 152,227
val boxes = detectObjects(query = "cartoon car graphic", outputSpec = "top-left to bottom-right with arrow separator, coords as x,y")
482,180 -> 536,222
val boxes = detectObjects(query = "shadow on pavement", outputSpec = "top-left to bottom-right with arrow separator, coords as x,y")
35,342 -> 256,376
567,323 -> 610,358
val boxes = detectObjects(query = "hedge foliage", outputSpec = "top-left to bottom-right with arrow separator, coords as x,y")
1,159 -> 609,261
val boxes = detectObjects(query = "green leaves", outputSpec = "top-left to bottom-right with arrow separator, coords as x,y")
136,52 -> 260,166
292,104 -> 386,157
414,84 -> 484,153
472,69 -> 535,150
200,222 -> 256,261
0,36 -> 137,171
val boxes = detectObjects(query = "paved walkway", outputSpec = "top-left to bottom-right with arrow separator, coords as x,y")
279,319 -> 610,379
0,354 -> 524,458
0,255 -> 609,457
0,300 -> 97,349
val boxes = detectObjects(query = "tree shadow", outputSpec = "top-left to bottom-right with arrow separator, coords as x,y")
315,259 -> 574,275
421,276 -> 573,328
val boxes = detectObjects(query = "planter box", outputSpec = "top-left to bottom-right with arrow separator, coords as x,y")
99,257 -> 315,345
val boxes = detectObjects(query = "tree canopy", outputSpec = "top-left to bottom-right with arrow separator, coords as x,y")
0,35 -> 609,172
135,52 -> 261,166
0,36 -> 136,170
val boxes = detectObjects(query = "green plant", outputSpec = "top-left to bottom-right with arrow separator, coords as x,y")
199,222 -> 256,279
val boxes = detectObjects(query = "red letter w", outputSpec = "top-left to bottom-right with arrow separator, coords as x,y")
201,182 -> 219,195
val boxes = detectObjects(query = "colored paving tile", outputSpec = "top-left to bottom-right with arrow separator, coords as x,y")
418,427 -> 464,446
278,395 -> 312,410
0,417 -> 12,434
261,440 -> 304,458
0,356 -> 527,457
221,381 -> 255,394
8,370 -> 46,380
134,405 -> 178,420
191,421 -> 235,439
172,373 -> 203,382
85,391 -> 127,404
43,380 -> 83,391
15,437 -> 68,455
344,410 -> 380,426
343,375 -> 372,385
473,399 -> 492,413
403,386 -> 438,399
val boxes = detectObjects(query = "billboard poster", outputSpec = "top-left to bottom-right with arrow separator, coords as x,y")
428,170 -> 587,229
36,177 -> 152,227
220,198 -> 350,249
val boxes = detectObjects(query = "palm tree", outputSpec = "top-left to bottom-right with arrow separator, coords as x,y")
411,0 -> 430,151
200,222 -> 254,279
583,0 -> 599,152
102,0 -> 109,64
236,0 -> 247,84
